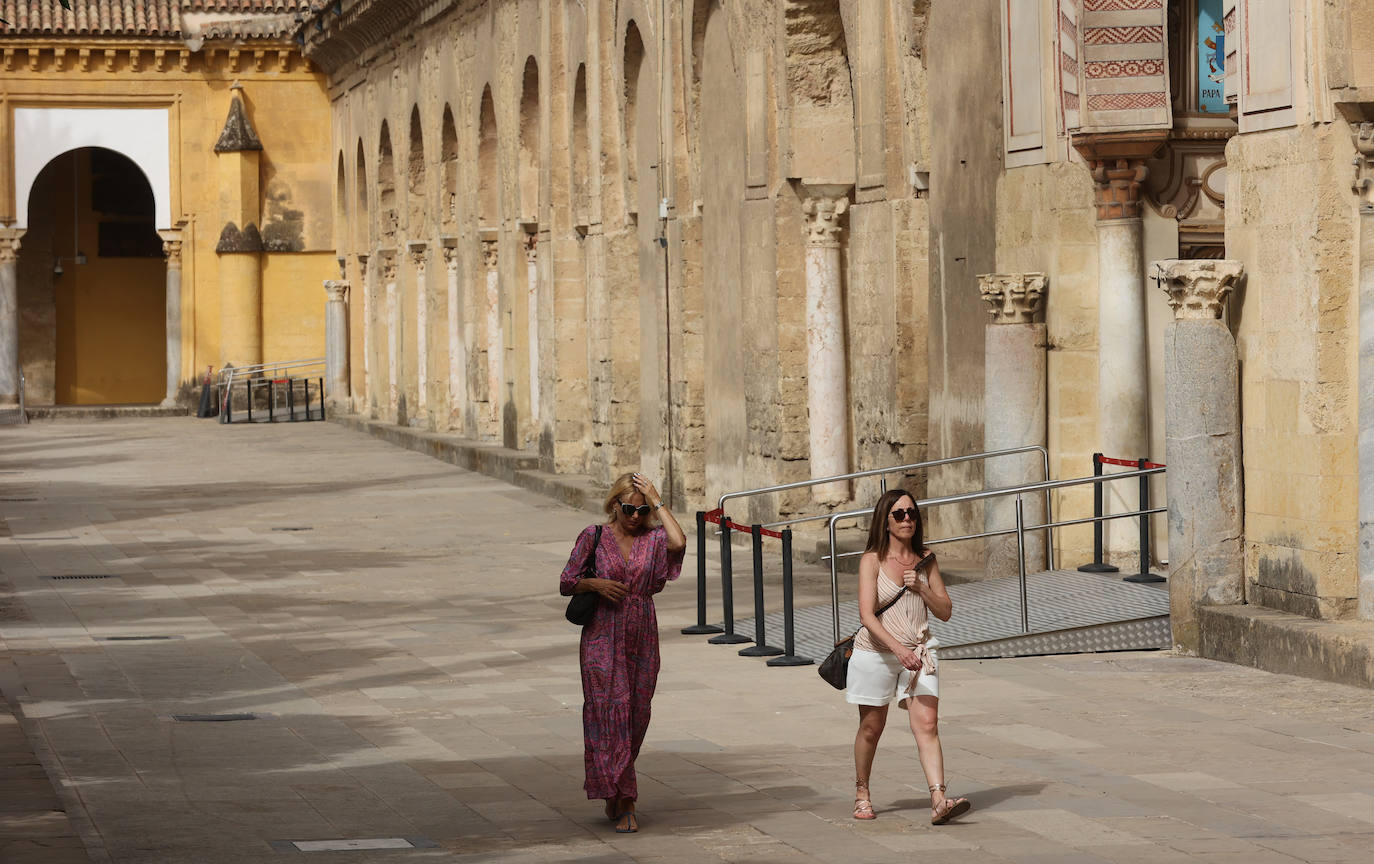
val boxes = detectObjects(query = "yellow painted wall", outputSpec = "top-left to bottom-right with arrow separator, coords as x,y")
1,42 -> 333,398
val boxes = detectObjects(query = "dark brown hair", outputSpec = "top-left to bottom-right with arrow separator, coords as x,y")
864,488 -> 923,561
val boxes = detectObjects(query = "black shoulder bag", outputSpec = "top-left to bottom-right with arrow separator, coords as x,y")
564,525 -> 604,626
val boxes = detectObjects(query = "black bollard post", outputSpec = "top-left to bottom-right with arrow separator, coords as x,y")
288,378 -> 297,421
739,525 -> 783,657
682,511 -> 724,635
1125,458 -> 1165,583
319,378 -> 327,421
304,378 -> 312,420
769,528 -> 813,667
268,379 -> 275,422
708,515 -> 750,645
246,380 -> 254,423
1078,452 -> 1119,573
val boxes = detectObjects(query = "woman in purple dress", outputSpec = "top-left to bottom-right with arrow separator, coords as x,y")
560,471 -> 686,834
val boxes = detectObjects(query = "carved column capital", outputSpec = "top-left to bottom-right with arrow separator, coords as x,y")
978,273 -> 1047,324
324,280 -> 350,303
442,245 -> 459,271
161,239 -> 184,268
523,232 -> 538,264
801,187 -> 851,248
1072,131 -> 1168,221
1155,259 -> 1244,320
378,250 -> 398,283
408,242 -> 427,273
0,228 -> 26,263
481,239 -> 499,270
1354,122 -> 1374,212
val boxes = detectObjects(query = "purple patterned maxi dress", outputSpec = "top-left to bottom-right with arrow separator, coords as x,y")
559,523 -> 684,801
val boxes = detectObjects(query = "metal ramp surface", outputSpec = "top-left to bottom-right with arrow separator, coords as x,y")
723,569 -> 1170,661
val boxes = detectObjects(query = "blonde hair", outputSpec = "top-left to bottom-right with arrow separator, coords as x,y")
602,472 -> 659,525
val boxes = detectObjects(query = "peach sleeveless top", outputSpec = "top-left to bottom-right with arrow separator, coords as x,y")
853,562 -> 939,677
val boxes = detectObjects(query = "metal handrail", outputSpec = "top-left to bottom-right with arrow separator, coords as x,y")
219,358 -> 326,415
824,465 -> 1167,641
716,445 -> 1054,564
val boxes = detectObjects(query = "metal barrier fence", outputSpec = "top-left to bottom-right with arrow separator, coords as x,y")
681,452 -> 1167,662
218,358 -> 327,425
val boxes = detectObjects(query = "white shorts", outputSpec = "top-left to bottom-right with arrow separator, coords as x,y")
844,647 -> 938,708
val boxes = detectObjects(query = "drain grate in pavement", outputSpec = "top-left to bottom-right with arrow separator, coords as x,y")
172,713 -> 258,722
271,526 -> 313,532
0,497 -> 37,502
269,838 -> 438,853
50,574 -> 118,580
98,635 -> 183,641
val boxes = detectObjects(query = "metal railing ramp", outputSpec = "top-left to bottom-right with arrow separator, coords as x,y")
727,569 -> 1170,662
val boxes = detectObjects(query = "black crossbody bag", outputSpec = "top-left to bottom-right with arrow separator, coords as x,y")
564,525 -> 604,626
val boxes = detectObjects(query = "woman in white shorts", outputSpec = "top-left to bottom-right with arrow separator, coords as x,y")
848,489 -> 970,825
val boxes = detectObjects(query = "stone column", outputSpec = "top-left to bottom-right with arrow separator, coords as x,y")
801,187 -> 852,504
357,252 -> 370,411
0,228 -> 26,407
324,279 -> 350,405
442,241 -> 466,430
159,233 -> 184,406
381,252 -> 399,422
1355,123 -> 1374,620
481,233 -> 502,430
1158,259 -> 1245,654
1073,131 -> 1168,563
524,231 -> 540,424
409,242 -> 428,420
980,273 -> 1049,576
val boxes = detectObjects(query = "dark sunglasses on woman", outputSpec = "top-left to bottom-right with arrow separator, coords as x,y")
619,501 -> 653,517
889,507 -> 919,522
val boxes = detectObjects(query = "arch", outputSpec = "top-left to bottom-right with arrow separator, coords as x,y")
518,57 -> 539,221
12,107 -> 172,229
23,147 -> 165,405
377,121 -> 397,241
441,105 -> 458,229
354,139 -> 369,250
335,151 -> 348,252
571,64 -> 590,225
622,21 -> 646,216
477,85 -> 498,227
407,106 -> 426,233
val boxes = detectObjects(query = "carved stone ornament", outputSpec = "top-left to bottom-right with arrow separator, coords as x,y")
162,239 -> 184,267
482,239 -> 499,270
801,194 -> 849,248
1155,259 -> 1243,320
409,242 -> 427,272
1353,122 -> 1374,213
524,233 -> 538,264
442,245 -> 459,270
380,252 -> 398,283
0,229 -> 22,263
978,273 -> 1047,324
324,280 -> 350,303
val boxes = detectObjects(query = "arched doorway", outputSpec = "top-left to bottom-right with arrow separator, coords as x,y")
21,148 -> 166,405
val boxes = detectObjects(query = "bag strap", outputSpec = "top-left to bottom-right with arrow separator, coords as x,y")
587,524 -> 602,572
874,584 -> 906,617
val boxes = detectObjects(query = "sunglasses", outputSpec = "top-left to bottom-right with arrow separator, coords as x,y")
889,507 -> 919,522
618,501 -> 653,517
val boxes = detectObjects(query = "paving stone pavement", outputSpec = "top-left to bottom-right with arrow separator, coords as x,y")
1,418 -> 1373,864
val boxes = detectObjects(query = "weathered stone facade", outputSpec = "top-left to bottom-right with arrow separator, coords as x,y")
309,0 -> 932,522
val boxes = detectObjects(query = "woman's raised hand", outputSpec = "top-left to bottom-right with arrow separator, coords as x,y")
631,472 -> 661,506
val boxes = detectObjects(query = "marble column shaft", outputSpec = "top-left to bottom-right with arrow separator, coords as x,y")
0,229 -> 25,406
1158,259 -> 1245,654
160,235 -> 183,406
357,253 -> 371,410
324,280 -> 350,403
980,273 -> 1048,576
483,238 -> 502,428
1356,124 -> 1374,620
410,243 -> 428,417
382,255 -> 399,420
802,191 -> 851,504
443,245 -> 467,430
525,234 -> 540,423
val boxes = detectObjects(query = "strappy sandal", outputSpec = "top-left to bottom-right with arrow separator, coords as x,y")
929,783 -> 971,825
614,809 -> 639,833
853,779 -> 877,820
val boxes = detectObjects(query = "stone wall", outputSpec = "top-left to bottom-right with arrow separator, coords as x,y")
316,0 -> 935,525
1227,122 -> 1360,620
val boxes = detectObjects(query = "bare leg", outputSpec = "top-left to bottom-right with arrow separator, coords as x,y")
907,694 -> 969,823
853,705 -> 887,818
